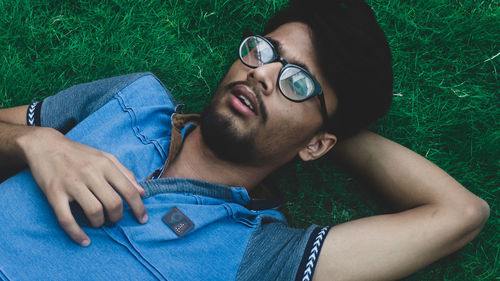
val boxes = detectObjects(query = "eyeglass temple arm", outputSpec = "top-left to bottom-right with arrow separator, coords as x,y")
318,93 -> 329,130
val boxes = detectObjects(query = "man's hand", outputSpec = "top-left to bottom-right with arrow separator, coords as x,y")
17,127 -> 148,247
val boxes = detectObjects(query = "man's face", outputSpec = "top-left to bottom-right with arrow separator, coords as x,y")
201,22 -> 337,165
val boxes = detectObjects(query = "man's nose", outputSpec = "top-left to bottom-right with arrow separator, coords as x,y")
246,62 -> 282,96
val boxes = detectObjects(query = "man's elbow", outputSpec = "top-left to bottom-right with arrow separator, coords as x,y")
452,197 -> 490,247
462,197 -> 490,231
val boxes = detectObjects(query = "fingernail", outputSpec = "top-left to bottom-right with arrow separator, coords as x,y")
140,213 -> 148,224
80,239 -> 90,247
136,184 -> 145,193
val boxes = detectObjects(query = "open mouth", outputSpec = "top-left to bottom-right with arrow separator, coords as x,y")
229,84 -> 259,116
236,95 -> 254,111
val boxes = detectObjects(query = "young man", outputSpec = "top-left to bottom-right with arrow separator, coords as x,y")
0,0 -> 489,280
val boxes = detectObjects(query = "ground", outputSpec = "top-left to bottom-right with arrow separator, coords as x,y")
0,0 -> 498,279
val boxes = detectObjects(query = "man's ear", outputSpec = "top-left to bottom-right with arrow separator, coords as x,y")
298,132 -> 337,161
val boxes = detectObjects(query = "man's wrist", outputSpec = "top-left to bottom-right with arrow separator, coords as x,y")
15,126 -> 58,163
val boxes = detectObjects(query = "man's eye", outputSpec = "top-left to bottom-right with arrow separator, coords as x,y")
255,46 -> 274,64
250,48 -> 259,58
244,48 -> 260,65
292,74 -> 314,96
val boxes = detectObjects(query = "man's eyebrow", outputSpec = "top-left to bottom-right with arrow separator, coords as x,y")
264,36 -> 313,73
264,36 -> 282,53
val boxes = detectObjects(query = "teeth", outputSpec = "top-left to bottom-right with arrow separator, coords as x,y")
238,95 -> 254,110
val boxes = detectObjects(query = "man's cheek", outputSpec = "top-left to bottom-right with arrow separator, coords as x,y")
222,64 -> 245,83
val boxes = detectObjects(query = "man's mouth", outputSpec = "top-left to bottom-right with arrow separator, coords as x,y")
236,95 -> 254,111
229,84 -> 259,116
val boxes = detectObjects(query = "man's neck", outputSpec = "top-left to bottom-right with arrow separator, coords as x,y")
160,127 -> 275,191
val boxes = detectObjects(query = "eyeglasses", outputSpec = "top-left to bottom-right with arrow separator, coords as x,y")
238,35 -> 328,129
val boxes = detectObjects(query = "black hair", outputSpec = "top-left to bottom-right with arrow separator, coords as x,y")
264,0 -> 393,140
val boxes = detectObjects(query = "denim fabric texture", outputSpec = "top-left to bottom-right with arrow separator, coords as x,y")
0,74 -> 321,281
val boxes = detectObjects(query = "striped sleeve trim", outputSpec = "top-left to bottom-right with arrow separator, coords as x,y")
295,226 -> 331,281
27,101 -> 42,126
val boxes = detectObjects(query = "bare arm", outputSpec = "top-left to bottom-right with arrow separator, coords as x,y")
313,130 -> 489,281
0,105 -> 29,178
0,105 -> 148,246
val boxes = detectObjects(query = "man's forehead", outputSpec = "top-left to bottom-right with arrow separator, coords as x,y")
262,22 -> 321,82
262,22 -> 338,116
263,36 -> 312,73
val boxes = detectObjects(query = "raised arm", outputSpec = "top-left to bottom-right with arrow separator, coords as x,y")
313,130 -> 489,281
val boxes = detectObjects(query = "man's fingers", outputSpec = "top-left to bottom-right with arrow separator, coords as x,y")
27,136 -> 145,246
106,170 -> 148,224
48,195 -> 91,247
105,153 -> 145,195
69,185 -> 106,228
87,180 -> 124,223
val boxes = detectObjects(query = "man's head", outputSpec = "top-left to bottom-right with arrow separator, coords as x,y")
264,0 -> 394,140
201,0 -> 392,167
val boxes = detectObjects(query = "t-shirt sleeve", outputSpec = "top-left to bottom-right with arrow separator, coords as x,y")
236,222 -> 331,281
26,72 -> 157,133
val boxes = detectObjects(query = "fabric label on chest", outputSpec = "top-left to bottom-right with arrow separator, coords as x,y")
162,206 -> 195,237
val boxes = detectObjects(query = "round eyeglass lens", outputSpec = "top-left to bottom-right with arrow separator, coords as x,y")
240,37 -> 275,67
279,67 -> 315,101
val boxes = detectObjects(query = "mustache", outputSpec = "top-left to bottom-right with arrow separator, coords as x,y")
225,81 -> 268,123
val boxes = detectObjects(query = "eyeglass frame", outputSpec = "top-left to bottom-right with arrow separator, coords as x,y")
237,34 -> 329,130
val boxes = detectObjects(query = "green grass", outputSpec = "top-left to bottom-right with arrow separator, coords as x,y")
1,0 -> 498,279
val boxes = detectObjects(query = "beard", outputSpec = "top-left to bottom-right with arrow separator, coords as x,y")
200,81 -> 267,164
